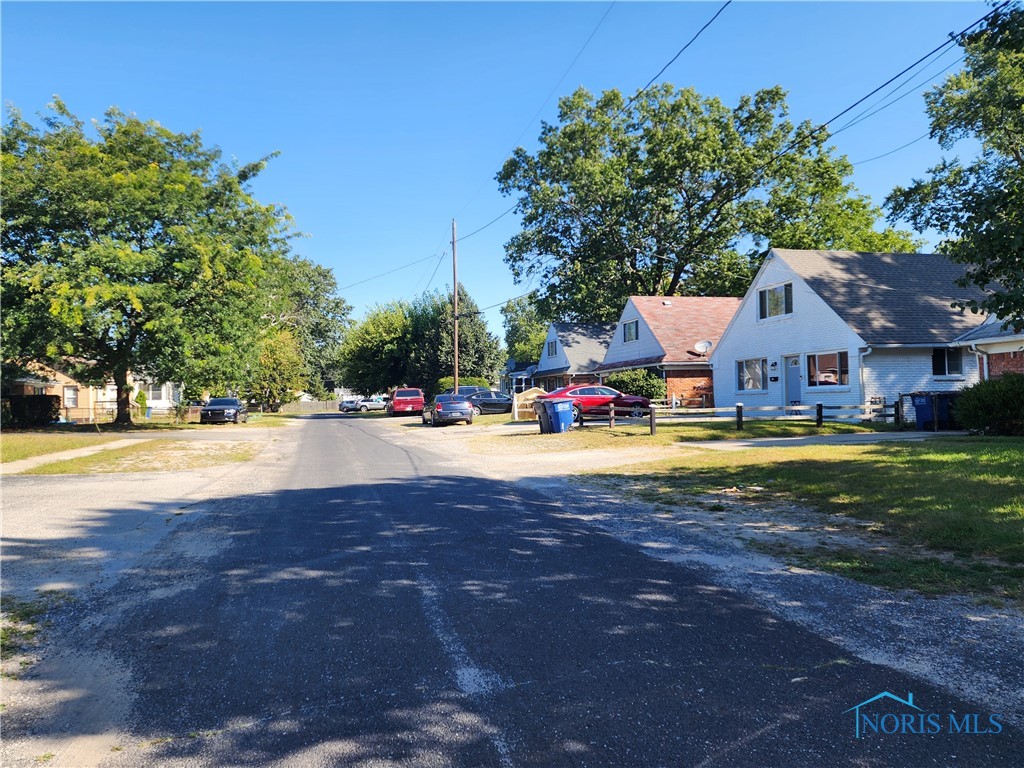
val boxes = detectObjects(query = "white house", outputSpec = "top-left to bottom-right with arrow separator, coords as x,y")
710,249 -> 989,413
596,296 -> 741,406
532,322 -> 617,392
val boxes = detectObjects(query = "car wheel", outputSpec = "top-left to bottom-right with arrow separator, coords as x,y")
359,405 -> 368,412
467,417 -> 473,425
431,412 -> 438,427
572,405 -> 581,423
629,405 -> 645,418
472,405 -> 481,416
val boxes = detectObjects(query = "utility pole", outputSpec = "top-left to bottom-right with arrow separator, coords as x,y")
451,219 -> 459,393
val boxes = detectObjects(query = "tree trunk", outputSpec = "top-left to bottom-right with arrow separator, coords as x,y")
114,367 -> 133,425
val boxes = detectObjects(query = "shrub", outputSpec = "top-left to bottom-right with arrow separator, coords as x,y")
953,373 -> 1024,435
602,369 -> 667,400
4,395 -> 61,427
135,389 -> 147,412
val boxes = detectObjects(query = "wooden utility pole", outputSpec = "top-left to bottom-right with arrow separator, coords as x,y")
451,219 -> 459,393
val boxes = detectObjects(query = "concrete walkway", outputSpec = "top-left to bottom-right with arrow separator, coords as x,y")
1,438 -> 153,475
677,430 -> 967,451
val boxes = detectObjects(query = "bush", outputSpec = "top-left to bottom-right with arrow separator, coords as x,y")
953,373 -> 1024,435
603,369 -> 667,400
4,395 -> 62,427
135,389 -> 147,412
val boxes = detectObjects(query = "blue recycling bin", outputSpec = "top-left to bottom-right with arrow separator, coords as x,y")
549,398 -> 575,433
911,392 -> 959,430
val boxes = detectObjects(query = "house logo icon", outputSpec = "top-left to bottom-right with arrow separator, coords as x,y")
844,691 -> 922,739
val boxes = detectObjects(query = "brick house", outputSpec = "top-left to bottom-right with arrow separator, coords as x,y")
954,317 -> 1024,379
709,249 -> 989,412
596,296 -> 741,406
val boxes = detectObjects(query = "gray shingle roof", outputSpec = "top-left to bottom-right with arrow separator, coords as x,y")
956,318 -> 1024,344
534,322 -> 616,376
773,249 -> 988,345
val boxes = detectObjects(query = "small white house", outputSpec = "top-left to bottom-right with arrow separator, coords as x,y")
710,249 -> 989,412
532,322 -> 617,392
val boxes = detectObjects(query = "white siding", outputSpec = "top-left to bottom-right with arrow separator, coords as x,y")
602,299 -> 665,365
863,348 -> 980,402
711,254 -> 866,408
536,324 -> 570,372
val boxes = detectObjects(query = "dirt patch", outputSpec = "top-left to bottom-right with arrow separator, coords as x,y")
25,439 -> 262,475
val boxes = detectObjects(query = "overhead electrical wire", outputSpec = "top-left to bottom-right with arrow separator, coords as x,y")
338,253 -> 440,291
852,132 -> 932,166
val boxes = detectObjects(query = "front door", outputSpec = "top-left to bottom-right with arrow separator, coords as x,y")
785,356 -> 802,406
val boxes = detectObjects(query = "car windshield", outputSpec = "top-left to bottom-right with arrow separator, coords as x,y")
207,398 -> 238,406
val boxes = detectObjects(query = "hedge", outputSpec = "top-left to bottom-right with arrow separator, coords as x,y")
2,395 -> 62,427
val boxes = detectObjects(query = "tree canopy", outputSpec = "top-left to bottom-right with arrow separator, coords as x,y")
1,100 -> 349,420
887,1 -> 1024,330
338,285 -> 503,398
500,292 -> 548,366
498,84 -> 918,322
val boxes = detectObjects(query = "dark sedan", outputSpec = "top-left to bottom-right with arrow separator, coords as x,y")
466,390 -> 513,415
421,394 -> 474,427
200,397 -> 249,424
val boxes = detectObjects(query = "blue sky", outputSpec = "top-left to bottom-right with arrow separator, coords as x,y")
2,1 -> 988,336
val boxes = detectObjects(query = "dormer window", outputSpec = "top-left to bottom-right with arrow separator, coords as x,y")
547,340 -> 556,357
623,320 -> 639,343
758,283 -> 793,319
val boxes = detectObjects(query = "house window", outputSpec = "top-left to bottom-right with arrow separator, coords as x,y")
737,358 -> 768,391
623,320 -> 639,343
146,383 -> 164,401
758,283 -> 793,319
546,340 -> 556,357
807,351 -> 849,387
63,386 -> 79,408
932,348 -> 963,376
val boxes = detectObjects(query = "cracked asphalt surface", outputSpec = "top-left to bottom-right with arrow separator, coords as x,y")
2,414 -> 1021,766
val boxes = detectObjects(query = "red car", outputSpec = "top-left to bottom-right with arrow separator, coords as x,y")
537,385 -> 650,423
387,387 -> 425,416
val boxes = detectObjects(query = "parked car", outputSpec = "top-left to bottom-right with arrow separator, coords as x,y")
346,398 -> 386,412
339,399 -> 361,412
537,385 -> 650,423
466,390 -> 513,415
387,388 -> 425,416
200,397 -> 249,424
441,385 -> 491,397
422,394 -> 474,426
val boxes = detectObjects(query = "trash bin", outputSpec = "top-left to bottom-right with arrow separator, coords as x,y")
550,398 -> 575,433
910,393 -> 933,430
533,400 -> 553,434
911,392 -> 960,430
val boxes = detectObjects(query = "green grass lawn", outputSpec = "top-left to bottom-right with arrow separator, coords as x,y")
485,419 -> 886,453
0,432 -> 122,463
590,437 -> 1024,599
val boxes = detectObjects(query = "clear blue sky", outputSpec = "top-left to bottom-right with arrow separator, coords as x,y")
1,1 -> 988,336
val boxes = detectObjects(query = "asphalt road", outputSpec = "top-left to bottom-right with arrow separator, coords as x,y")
7,415 -> 1022,766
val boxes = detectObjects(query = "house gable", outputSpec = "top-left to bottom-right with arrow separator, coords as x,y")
602,298 -> 666,368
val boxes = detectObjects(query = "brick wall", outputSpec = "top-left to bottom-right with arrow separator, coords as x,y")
665,370 -> 714,406
989,351 -> 1024,378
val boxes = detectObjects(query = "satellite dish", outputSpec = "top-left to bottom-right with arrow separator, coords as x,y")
694,340 -> 713,356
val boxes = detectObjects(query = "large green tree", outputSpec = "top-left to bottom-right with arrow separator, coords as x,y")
498,85 -> 917,322
406,285 -> 504,396
500,292 -> 548,365
260,255 -> 351,398
1,100 -> 290,422
337,301 -> 412,395
887,1 -> 1024,330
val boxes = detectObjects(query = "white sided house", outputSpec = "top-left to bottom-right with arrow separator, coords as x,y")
532,322 -> 617,392
710,249 -> 988,415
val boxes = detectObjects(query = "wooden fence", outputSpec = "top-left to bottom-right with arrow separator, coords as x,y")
575,400 -> 896,435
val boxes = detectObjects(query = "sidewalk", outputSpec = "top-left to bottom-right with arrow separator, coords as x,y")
1,439 -> 153,475
677,430 -> 967,451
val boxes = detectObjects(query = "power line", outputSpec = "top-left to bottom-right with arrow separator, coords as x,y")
456,203 -> 519,242
621,0 -> 733,113
337,253 -> 439,291
421,251 -> 447,294
852,131 -> 931,166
